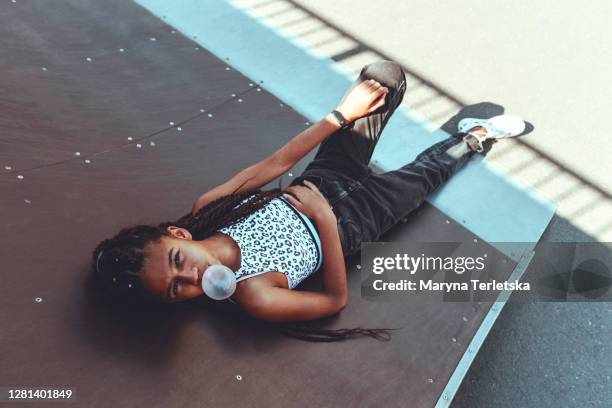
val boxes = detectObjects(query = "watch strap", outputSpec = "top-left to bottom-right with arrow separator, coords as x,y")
330,110 -> 352,129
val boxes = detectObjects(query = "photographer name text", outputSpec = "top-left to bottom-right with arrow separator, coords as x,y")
372,279 -> 530,292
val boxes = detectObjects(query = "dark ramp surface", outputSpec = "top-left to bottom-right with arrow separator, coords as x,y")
0,1 -> 518,407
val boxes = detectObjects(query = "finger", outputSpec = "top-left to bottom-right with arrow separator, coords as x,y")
367,82 -> 381,92
374,95 -> 386,110
369,93 -> 386,112
303,181 -> 325,199
304,180 -> 325,198
303,182 -> 323,199
371,80 -> 385,89
285,185 -> 305,194
372,85 -> 387,96
282,190 -> 297,201
284,187 -> 305,201
282,193 -> 302,208
364,79 -> 376,89
303,180 -> 319,191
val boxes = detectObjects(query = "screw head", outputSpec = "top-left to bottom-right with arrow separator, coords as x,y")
35,297 -> 43,303
225,67 -> 231,71
199,109 -> 205,113
237,98 -> 243,103
75,152 -> 81,156
24,199 -> 31,204
86,57 -> 92,62
207,113 -> 213,118
150,37 -> 157,42
119,48 -> 125,52
41,67 -> 47,71
235,375 -> 242,381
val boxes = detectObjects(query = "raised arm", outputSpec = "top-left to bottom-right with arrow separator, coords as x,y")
192,115 -> 342,215
192,80 -> 388,214
272,79 -> 388,169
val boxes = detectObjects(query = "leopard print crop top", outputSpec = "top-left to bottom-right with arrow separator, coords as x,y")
218,196 -> 323,289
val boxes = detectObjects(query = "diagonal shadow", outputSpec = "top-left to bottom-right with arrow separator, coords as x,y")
240,0 -> 612,239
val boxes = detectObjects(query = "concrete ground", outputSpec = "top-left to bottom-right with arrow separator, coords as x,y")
452,215 -> 612,408
234,0 -> 612,406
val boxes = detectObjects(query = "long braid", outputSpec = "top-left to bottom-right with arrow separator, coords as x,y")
161,188 -> 283,240
271,322 -> 400,342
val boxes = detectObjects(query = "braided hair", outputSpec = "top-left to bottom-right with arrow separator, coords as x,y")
91,183 -> 399,342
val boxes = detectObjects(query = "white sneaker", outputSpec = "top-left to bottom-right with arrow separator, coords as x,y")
458,115 -> 526,152
458,115 -> 526,140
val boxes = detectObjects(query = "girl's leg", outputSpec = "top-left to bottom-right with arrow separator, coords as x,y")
301,60 -> 407,181
359,135 -> 476,239
332,135 -> 477,256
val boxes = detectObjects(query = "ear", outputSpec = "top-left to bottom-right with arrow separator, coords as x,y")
166,226 -> 193,240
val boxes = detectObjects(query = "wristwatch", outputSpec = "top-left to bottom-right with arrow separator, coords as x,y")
329,110 -> 353,129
